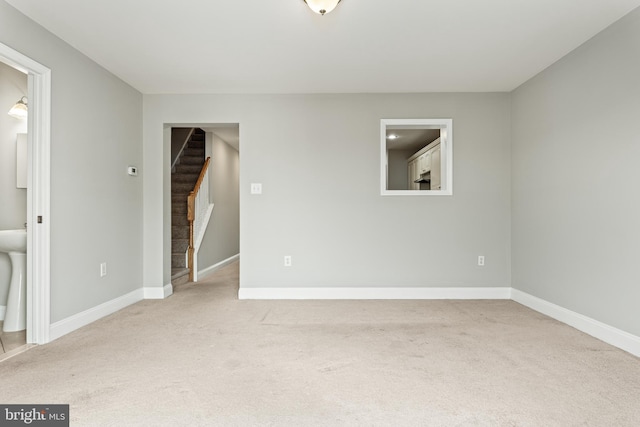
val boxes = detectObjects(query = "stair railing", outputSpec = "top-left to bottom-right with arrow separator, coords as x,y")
187,157 -> 211,281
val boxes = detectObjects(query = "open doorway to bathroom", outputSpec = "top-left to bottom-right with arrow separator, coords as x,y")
0,61 -> 28,356
0,41 -> 52,348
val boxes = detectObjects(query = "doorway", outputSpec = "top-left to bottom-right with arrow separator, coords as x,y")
0,42 -> 51,345
0,61 -> 27,355
165,123 -> 240,287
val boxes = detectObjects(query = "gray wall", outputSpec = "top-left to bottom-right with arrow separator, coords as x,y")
511,9 -> 640,336
143,93 -> 512,290
170,127 -> 191,167
6,0 -> 636,343
2,0 -> 636,342
0,61 -> 27,307
1,2 -> 143,323
388,149 -> 414,191
197,132 -> 239,270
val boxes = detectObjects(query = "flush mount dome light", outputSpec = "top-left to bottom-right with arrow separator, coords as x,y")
8,96 -> 28,120
303,0 -> 342,15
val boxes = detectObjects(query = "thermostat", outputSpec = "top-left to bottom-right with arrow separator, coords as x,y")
127,166 -> 138,176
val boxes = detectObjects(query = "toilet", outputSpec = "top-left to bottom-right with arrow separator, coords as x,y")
3,252 -> 26,332
0,229 -> 27,333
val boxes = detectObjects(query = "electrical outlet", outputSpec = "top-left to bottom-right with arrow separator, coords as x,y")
478,256 -> 485,266
100,262 -> 107,277
250,183 -> 262,195
284,255 -> 292,267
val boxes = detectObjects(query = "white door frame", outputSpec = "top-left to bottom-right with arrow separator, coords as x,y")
0,42 -> 51,344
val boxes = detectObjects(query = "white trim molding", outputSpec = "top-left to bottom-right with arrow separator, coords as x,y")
143,284 -> 173,299
36,278 -> 640,358
198,254 -> 240,281
49,284 -> 173,342
49,289 -> 143,342
239,285 -> 640,357
239,286 -> 511,300
511,289 -> 640,358
380,118 -> 453,196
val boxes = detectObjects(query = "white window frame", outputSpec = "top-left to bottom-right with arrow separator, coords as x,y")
380,118 -> 453,196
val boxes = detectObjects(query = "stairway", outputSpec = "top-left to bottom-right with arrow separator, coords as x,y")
171,128 -> 206,285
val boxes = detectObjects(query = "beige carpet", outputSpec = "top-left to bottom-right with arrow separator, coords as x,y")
1,261 -> 639,426
0,321 -> 27,356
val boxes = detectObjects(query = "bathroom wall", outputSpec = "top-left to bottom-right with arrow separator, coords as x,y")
0,61 -> 27,313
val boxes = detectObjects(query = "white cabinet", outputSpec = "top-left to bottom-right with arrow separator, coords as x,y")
418,151 -> 431,174
408,158 -> 420,190
407,160 -> 416,190
407,138 -> 441,190
430,144 -> 441,190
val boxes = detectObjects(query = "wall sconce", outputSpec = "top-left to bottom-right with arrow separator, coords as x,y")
303,0 -> 342,15
8,96 -> 28,120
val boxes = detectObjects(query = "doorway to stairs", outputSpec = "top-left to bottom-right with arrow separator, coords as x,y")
170,128 -> 206,284
169,124 -> 239,288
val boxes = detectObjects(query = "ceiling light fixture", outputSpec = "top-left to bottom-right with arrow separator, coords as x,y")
387,134 -> 399,140
303,0 -> 342,16
8,96 -> 28,120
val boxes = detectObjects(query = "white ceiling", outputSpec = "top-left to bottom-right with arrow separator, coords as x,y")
386,129 -> 440,152
6,0 -> 640,94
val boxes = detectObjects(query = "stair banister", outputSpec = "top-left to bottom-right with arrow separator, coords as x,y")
187,157 -> 211,282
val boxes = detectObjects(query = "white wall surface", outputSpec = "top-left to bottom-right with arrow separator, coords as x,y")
1,2 -> 143,323
197,132 -> 239,270
144,93 -> 511,290
0,61 -> 27,306
511,8 -> 640,336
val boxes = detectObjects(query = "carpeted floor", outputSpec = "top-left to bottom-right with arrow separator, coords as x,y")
1,261 -> 639,426
0,321 -> 26,356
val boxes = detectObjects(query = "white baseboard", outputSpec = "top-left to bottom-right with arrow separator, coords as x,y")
198,254 -> 240,281
49,289 -> 144,342
41,280 -> 640,359
143,283 -> 173,299
240,286 -> 640,357
0,305 -> 5,321
238,286 -> 511,300
511,289 -> 640,358
48,284 -> 173,342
